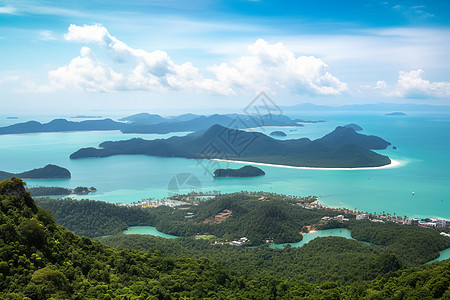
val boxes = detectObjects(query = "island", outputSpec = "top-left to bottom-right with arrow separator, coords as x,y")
213,165 -> 265,177
6,116 -> 18,119
26,185 -> 97,197
386,112 -> 407,116
0,164 -> 71,181
269,131 -> 287,137
0,113 -> 306,135
70,124 -> 392,168
343,123 -> 363,131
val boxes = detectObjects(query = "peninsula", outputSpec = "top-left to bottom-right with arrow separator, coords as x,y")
0,164 -> 71,181
70,125 -> 392,168
213,165 -> 265,177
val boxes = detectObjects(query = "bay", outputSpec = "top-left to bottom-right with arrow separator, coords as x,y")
1,111 -> 449,219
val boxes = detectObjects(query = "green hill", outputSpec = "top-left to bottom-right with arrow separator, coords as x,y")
1,178 -> 450,299
0,165 -> 71,181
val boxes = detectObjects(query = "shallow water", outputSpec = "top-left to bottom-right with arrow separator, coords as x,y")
1,111 -> 449,219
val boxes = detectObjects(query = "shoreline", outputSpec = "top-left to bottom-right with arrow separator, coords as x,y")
210,158 -> 403,171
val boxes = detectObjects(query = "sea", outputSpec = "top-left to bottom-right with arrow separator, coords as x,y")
1,111 -> 449,220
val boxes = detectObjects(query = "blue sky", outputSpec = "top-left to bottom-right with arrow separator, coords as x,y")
0,0 -> 449,114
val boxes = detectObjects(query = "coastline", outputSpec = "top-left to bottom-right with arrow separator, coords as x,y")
210,158 -> 403,171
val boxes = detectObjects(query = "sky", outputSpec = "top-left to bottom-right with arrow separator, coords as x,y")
0,0 -> 449,114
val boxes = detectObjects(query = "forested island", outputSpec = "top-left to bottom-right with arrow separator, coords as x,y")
27,186 -> 96,197
269,130 -> 287,137
0,164 -> 71,181
213,165 -> 265,177
386,112 -> 407,116
70,124 -> 392,168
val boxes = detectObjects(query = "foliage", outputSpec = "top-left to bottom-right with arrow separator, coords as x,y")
1,178 -> 450,299
36,197 -> 154,238
27,186 -> 72,197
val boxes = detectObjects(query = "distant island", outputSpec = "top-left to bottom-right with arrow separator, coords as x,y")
0,113 -> 312,135
269,131 -> 287,137
6,117 -> 18,119
344,123 -> 363,131
70,124 -> 392,168
213,165 -> 265,177
386,112 -> 407,116
26,186 -> 97,197
0,164 -> 71,181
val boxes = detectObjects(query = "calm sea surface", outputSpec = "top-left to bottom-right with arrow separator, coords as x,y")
1,111 -> 449,219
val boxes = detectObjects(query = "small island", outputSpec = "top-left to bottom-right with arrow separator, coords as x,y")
344,123 -> 363,131
386,112 -> 407,116
213,165 -> 265,177
26,186 -> 97,197
270,131 -> 287,137
0,164 -> 71,181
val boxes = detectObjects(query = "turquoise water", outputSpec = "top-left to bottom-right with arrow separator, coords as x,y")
123,226 -> 178,238
123,225 -> 449,262
427,247 -> 450,263
1,112 -> 450,219
270,228 -> 353,249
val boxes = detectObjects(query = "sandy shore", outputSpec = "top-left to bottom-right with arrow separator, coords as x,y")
210,158 -> 403,171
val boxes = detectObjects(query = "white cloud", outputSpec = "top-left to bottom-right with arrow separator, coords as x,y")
376,69 -> 450,98
39,30 -> 57,41
49,24 -> 348,96
0,6 -> 16,14
48,47 -> 124,92
209,39 -> 348,95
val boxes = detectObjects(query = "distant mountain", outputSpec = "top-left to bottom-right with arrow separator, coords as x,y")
213,165 -> 265,177
70,125 -> 391,168
344,123 -> 363,131
0,113 -> 307,135
121,114 -> 304,134
0,118 -> 124,135
0,164 -> 71,181
119,113 -> 166,124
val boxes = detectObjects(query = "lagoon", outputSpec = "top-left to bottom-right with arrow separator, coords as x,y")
123,226 -> 178,239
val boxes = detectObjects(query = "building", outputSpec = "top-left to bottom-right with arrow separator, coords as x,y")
356,214 -> 370,220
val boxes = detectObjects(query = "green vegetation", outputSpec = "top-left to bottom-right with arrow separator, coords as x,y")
213,165 -> 265,177
1,178 -> 450,299
0,164 -> 71,181
36,198 -> 152,237
27,187 -> 72,197
348,221 -> 450,264
70,124 -> 392,168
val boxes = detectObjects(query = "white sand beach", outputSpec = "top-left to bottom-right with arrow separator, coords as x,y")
210,158 -> 403,171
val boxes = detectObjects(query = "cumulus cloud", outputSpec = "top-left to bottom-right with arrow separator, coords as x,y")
48,47 -> 124,92
49,24 -> 347,95
376,69 -> 450,98
210,39 -> 348,95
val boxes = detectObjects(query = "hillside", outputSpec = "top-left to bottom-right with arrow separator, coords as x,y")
0,165 -> 71,181
2,178 -> 450,299
70,124 -> 392,168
